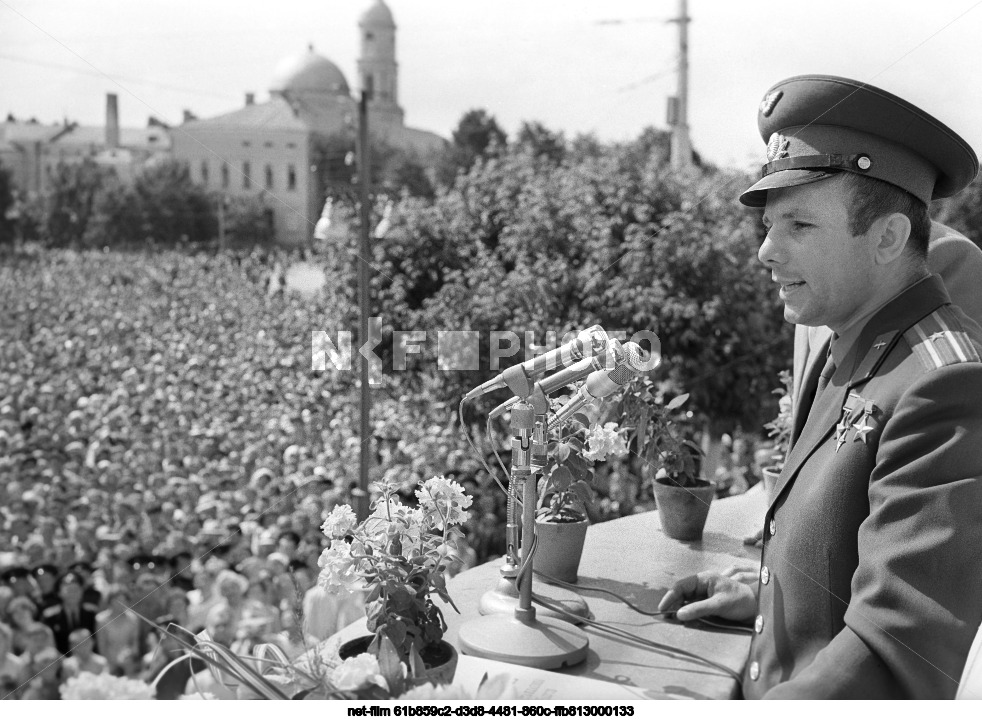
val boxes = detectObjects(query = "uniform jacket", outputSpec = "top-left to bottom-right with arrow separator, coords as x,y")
41,602 -> 99,655
745,275 -> 982,699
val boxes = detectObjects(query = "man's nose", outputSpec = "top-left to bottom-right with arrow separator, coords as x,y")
758,231 -> 782,266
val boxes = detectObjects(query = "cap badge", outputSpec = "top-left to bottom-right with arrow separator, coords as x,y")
760,90 -> 783,117
766,133 -> 790,162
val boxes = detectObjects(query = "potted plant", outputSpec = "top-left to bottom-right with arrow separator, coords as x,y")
761,369 -> 793,497
316,473 -> 473,692
618,377 -> 712,541
534,401 -> 629,583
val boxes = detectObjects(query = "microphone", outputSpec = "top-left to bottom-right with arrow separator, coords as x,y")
463,325 -> 610,401
488,340 -> 624,420
547,342 -> 653,429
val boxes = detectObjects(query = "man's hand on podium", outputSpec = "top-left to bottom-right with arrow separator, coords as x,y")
657,571 -> 758,623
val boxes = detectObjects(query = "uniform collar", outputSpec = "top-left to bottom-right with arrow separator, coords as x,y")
832,273 -> 947,380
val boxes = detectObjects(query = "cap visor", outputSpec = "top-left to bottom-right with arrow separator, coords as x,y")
739,169 -> 836,207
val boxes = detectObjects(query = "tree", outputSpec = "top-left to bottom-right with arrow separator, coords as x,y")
43,159 -> 114,247
312,133 -> 437,203
0,163 -> 14,245
436,109 -> 507,187
515,121 -> 566,165
86,159 -> 216,247
327,133 -> 790,431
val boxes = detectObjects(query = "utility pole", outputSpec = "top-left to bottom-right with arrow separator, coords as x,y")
668,0 -> 691,171
356,89 -> 372,521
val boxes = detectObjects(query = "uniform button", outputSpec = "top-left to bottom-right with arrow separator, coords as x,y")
760,565 -> 770,585
749,661 -> 760,681
754,615 -> 764,634
769,518 -> 776,537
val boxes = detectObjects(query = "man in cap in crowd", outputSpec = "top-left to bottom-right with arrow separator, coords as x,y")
659,75 -> 982,698
42,571 -> 99,655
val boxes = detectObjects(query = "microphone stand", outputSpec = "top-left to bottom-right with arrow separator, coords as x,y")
458,370 -> 589,669
477,386 -> 590,621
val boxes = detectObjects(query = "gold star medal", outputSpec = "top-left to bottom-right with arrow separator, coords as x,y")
853,399 -> 877,445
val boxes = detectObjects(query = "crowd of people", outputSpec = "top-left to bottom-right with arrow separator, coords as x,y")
0,245 -> 516,699
0,243 -> 762,700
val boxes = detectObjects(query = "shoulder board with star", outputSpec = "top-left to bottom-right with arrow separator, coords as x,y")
904,305 -> 981,371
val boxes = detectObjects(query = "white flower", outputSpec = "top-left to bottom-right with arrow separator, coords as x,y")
398,682 -> 471,700
321,504 -> 357,539
328,653 -> 389,692
316,539 -> 358,592
582,422 -> 629,462
60,671 -> 156,700
370,496 -> 410,522
778,394 -> 792,416
416,475 -> 473,530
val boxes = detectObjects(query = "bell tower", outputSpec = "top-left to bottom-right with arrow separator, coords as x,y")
358,0 -> 403,124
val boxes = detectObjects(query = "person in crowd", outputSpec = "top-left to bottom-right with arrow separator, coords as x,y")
0,622 -> 28,700
658,74 -> 982,699
62,629 -> 109,678
182,605 -> 238,700
95,587 -> 143,676
20,646 -> 63,700
4,596 -> 39,656
41,572 -> 99,655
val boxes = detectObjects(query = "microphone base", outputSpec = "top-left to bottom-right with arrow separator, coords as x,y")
479,578 -> 590,624
458,614 -> 589,670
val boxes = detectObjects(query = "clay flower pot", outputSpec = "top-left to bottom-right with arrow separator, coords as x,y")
533,517 -> 589,583
652,478 -> 716,541
338,635 -> 459,688
761,466 -> 781,501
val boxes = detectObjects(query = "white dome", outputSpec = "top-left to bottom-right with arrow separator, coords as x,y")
270,49 -> 350,96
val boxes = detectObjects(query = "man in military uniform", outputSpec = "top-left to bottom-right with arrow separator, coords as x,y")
658,75 -> 982,698
41,571 -> 99,656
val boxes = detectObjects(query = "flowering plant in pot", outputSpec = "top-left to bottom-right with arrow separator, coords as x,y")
316,473 -> 472,691
616,376 -> 710,541
535,399 -> 630,581
762,369 -> 794,493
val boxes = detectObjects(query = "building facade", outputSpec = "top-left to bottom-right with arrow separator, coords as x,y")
170,0 -> 445,245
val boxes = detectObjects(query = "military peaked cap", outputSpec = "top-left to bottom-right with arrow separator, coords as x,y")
740,75 -> 979,207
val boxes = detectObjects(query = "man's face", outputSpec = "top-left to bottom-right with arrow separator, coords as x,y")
59,578 -> 83,606
759,177 -> 877,332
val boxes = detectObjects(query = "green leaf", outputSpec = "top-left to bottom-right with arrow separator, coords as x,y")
547,465 -> 574,491
665,393 -> 689,411
554,442 -> 571,462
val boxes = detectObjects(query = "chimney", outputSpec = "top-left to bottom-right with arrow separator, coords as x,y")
105,93 -> 120,149
183,109 -> 197,123
245,92 -> 255,106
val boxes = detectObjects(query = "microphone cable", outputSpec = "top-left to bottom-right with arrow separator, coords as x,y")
518,569 -> 747,684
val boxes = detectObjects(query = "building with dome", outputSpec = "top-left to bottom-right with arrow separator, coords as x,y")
170,0 -> 445,245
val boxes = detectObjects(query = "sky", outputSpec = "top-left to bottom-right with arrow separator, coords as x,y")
2,0 -> 982,172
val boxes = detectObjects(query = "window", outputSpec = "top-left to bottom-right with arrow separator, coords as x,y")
264,141 -> 273,148
265,164 -> 274,189
221,163 -> 230,189
243,161 -> 251,189
242,140 -> 251,148
201,160 -> 209,186
287,164 -> 297,191
286,142 -> 296,149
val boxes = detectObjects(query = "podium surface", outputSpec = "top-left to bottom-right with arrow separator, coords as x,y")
438,487 -> 768,700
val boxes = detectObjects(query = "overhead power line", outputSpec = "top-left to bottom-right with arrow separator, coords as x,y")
0,52 -> 237,101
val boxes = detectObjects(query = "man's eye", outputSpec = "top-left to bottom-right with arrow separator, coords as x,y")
792,221 -> 811,230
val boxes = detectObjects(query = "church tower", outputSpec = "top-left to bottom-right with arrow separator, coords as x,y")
358,0 -> 404,125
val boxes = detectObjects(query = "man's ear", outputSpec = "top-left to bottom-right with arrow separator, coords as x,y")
872,212 -> 912,265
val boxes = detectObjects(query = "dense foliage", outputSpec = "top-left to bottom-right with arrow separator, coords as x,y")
328,131 -> 792,432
